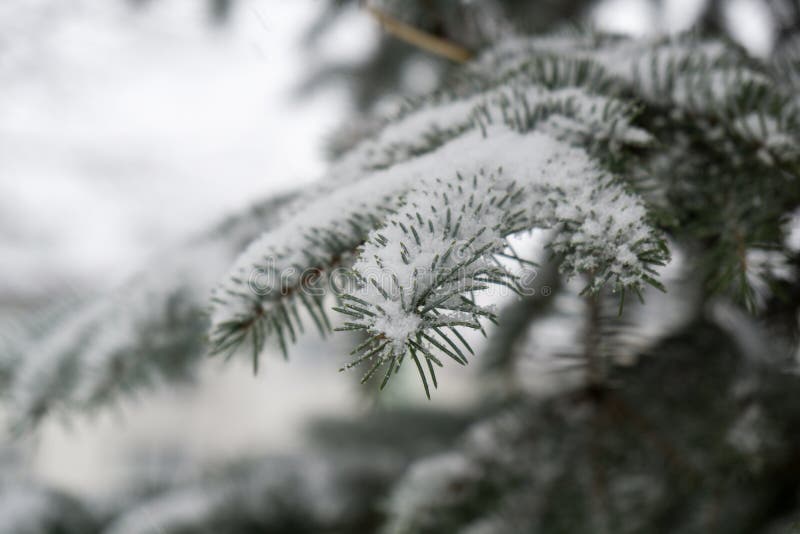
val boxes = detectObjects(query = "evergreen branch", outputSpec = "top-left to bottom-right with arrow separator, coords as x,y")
211,75 -> 659,369
5,193 -> 299,429
337,140 -> 667,392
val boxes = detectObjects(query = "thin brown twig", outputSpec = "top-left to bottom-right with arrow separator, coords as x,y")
363,3 -> 473,63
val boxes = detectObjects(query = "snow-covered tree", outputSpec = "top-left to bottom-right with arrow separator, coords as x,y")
2,0 -> 800,532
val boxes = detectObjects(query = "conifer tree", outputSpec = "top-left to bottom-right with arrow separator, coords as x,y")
2,0 -> 800,532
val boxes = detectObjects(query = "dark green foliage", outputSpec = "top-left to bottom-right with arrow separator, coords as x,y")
382,321 -> 800,533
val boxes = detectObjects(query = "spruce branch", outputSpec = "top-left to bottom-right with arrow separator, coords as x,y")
12,29 -> 800,420
333,128 -> 667,394
210,68 -> 663,379
4,193 -> 298,429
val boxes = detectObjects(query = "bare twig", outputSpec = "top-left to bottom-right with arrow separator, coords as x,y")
363,3 -> 473,63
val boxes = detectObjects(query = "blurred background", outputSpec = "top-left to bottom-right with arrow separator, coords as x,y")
0,0 -> 369,497
0,0 -> 796,530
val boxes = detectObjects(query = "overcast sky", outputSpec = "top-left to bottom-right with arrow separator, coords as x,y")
0,0 -> 376,302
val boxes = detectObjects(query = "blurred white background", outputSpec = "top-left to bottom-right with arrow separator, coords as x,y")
0,0 -> 380,497
0,0 -> 371,302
